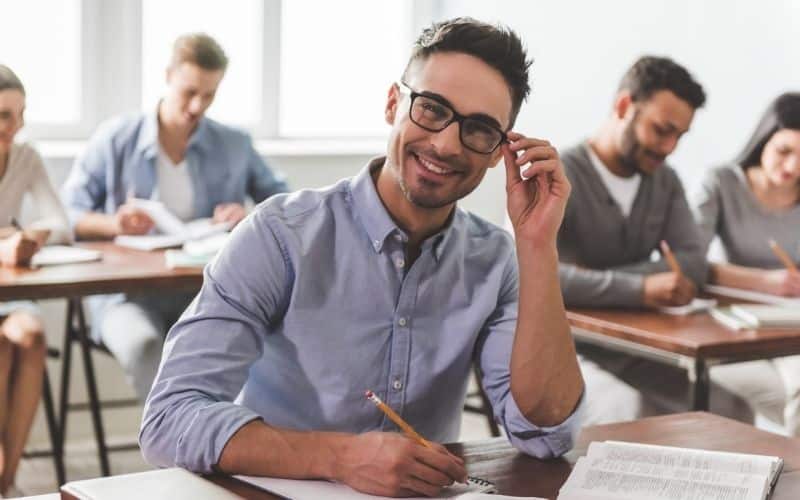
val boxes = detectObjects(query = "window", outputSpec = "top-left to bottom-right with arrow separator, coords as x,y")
141,0 -> 264,126
8,0 -> 423,143
0,0 -> 82,124
279,1 -> 413,137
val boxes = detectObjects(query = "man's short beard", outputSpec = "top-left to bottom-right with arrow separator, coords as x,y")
398,176 -> 459,209
618,111 -> 646,176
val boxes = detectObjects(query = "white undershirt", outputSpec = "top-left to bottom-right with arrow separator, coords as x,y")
155,148 -> 194,222
586,143 -> 641,218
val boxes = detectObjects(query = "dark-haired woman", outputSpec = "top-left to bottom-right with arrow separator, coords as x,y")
695,92 -> 800,435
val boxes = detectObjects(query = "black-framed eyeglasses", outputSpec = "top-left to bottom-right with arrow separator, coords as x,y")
397,81 -> 507,154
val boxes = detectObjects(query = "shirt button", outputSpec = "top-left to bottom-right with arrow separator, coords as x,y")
394,234 -> 403,242
398,317 -> 407,327
392,379 -> 403,391
395,257 -> 405,268
373,240 -> 381,249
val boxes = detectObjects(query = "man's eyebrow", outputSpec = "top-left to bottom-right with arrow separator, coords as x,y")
417,89 -> 504,130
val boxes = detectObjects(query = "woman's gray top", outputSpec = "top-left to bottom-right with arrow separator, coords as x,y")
693,164 -> 800,268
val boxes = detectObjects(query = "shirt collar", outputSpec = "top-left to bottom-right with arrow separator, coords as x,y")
349,156 -> 459,261
134,102 -> 210,160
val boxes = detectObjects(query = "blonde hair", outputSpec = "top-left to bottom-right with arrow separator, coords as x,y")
169,33 -> 228,72
0,64 -> 25,95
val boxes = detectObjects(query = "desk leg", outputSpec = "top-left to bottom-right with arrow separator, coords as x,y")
688,358 -> 710,411
42,368 -> 66,485
57,299 -> 73,460
73,298 -> 111,477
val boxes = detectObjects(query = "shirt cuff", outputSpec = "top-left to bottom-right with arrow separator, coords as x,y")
502,389 -> 585,458
174,402 -> 263,473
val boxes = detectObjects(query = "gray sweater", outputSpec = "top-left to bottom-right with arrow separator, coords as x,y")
693,164 -> 800,268
557,142 -> 708,307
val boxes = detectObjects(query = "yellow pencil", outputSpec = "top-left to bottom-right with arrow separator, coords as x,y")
365,390 -> 433,449
769,239 -> 798,273
660,240 -> 683,275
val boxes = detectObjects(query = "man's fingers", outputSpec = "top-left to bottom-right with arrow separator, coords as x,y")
514,145 -> 558,166
407,461 -> 453,489
415,447 -> 467,483
521,159 -> 559,180
502,142 -> 522,190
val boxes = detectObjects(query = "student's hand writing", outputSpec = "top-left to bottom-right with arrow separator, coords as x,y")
502,132 -> 571,248
334,432 -> 467,497
643,271 -> 696,307
115,204 -> 155,235
0,231 -> 40,267
761,269 -> 800,297
213,203 -> 247,226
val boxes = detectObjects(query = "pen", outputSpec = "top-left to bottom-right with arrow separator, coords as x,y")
365,390 -> 433,448
660,240 -> 683,275
768,239 -> 797,273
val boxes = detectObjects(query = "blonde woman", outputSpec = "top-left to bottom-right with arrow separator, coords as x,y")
0,64 -> 70,497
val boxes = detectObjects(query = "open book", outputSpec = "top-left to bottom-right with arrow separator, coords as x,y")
233,474 -> 532,500
557,441 -> 783,500
113,199 -> 231,251
30,245 -> 102,267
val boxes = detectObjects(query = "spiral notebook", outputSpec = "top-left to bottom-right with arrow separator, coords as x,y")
233,474 -> 506,499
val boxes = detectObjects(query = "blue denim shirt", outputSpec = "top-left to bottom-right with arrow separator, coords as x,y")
61,110 -> 288,227
60,110 -> 289,340
139,158 -> 583,473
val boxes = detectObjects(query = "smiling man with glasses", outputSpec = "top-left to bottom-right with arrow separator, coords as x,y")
141,17 -> 584,498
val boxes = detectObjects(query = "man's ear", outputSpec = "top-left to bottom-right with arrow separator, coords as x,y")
488,142 -> 506,168
385,83 -> 400,125
613,91 -> 633,120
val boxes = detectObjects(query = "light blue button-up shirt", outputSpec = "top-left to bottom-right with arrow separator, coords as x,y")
60,110 -> 288,340
140,158 -> 583,473
61,110 -> 288,227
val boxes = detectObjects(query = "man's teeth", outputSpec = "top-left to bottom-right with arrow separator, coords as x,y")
418,156 -> 452,175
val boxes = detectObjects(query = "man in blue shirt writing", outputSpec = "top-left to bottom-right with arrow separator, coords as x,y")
140,18 -> 584,497
61,33 -> 288,400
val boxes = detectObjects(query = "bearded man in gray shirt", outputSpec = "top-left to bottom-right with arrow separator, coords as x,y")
557,56 -> 741,425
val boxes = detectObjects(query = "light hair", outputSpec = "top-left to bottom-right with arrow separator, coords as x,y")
0,64 -> 25,95
169,33 -> 228,72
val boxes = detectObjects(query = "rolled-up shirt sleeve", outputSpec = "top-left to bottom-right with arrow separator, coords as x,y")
139,207 -> 290,472
476,252 -> 584,458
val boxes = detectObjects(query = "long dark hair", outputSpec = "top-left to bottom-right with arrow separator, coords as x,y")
734,92 -> 800,169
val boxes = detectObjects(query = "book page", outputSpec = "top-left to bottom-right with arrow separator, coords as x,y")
30,245 -> 102,266
594,441 -> 777,477
659,298 -> 717,316
704,284 -> 800,308
557,456 -> 767,500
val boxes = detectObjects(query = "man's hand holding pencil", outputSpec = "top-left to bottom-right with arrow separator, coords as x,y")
329,391 -> 467,497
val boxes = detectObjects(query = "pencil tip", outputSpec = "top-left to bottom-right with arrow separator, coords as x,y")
365,390 -> 373,398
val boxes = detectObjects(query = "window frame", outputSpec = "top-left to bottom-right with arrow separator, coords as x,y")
20,0 -> 435,144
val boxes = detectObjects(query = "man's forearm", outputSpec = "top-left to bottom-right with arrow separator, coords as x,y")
74,213 -> 118,240
217,419 -> 346,480
510,241 -> 583,427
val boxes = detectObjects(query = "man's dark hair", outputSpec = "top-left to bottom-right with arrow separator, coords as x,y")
618,56 -> 706,109
0,64 -> 25,95
403,17 -> 532,128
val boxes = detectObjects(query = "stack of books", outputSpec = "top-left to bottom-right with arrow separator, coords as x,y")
557,440 -> 783,500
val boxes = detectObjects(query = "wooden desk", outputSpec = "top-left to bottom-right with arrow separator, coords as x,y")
0,242 -> 203,301
56,412 -> 800,499
0,242 -> 204,480
568,304 -> 800,410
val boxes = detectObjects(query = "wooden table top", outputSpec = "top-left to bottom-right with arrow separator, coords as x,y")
568,305 -> 800,360
0,242 -> 203,301
202,412 -> 800,499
